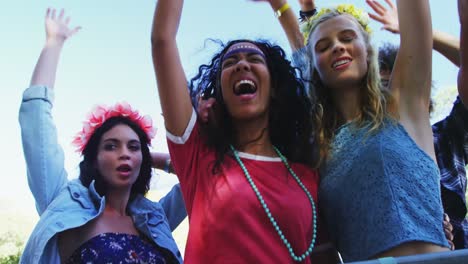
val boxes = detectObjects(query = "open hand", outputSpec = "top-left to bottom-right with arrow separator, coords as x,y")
366,0 -> 399,34
45,8 -> 81,44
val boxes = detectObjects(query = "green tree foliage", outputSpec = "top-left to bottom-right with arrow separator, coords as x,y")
0,231 -> 23,264
0,252 -> 21,264
431,85 -> 458,123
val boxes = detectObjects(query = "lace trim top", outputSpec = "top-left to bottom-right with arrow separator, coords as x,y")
319,120 -> 449,261
65,233 -> 168,264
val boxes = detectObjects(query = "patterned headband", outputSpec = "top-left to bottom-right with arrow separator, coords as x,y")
222,43 -> 266,61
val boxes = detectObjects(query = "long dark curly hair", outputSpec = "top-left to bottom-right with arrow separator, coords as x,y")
79,116 -> 152,201
189,39 -> 317,173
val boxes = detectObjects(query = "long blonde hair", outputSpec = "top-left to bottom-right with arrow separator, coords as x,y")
305,10 -> 395,165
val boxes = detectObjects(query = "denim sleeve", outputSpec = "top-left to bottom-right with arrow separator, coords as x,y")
159,183 -> 187,231
19,86 -> 68,215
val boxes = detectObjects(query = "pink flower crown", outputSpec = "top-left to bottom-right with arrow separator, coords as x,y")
72,102 -> 156,153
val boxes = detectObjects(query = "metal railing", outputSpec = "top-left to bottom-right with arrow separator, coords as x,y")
346,249 -> 468,264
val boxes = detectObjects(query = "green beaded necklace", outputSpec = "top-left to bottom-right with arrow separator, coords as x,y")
229,145 -> 317,262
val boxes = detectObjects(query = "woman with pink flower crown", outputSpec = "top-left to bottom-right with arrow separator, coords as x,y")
19,8 -> 185,263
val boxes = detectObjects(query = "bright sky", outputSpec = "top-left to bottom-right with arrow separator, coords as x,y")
0,0 -> 461,211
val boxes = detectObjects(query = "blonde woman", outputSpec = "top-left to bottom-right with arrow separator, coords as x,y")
256,0 -> 451,261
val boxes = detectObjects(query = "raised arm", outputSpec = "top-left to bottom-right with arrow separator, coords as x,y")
151,152 -> 174,173
386,0 -> 434,158
433,30 -> 461,67
366,0 -> 459,67
30,8 -> 80,88
250,0 -> 305,51
19,8 -> 80,215
459,0 -> 468,105
151,0 -> 192,136
298,0 -> 316,13
391,0 -> 432,116
271,0 -> 304,51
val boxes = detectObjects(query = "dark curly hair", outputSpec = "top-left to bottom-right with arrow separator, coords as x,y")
378,42 -> 399,74
189,39 -> 317,172
79,116 -> 152,201
378,42 -> 434,113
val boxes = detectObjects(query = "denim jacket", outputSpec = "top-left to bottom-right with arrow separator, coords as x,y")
19,86 -> 185,263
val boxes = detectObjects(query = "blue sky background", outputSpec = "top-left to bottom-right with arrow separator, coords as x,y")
0,0 -> 461,209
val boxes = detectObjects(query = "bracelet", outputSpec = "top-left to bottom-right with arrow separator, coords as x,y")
275,3 -> 291,18
299,8 -> 317,22
163,159 -> 172,173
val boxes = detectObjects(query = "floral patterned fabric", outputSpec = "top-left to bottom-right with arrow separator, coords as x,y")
66,233 -> 168,264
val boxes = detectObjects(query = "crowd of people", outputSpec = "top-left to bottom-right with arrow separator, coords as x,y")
18,0 -> 468,263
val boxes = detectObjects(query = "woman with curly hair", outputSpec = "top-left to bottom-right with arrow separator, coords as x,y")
150,0 -> 337,263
